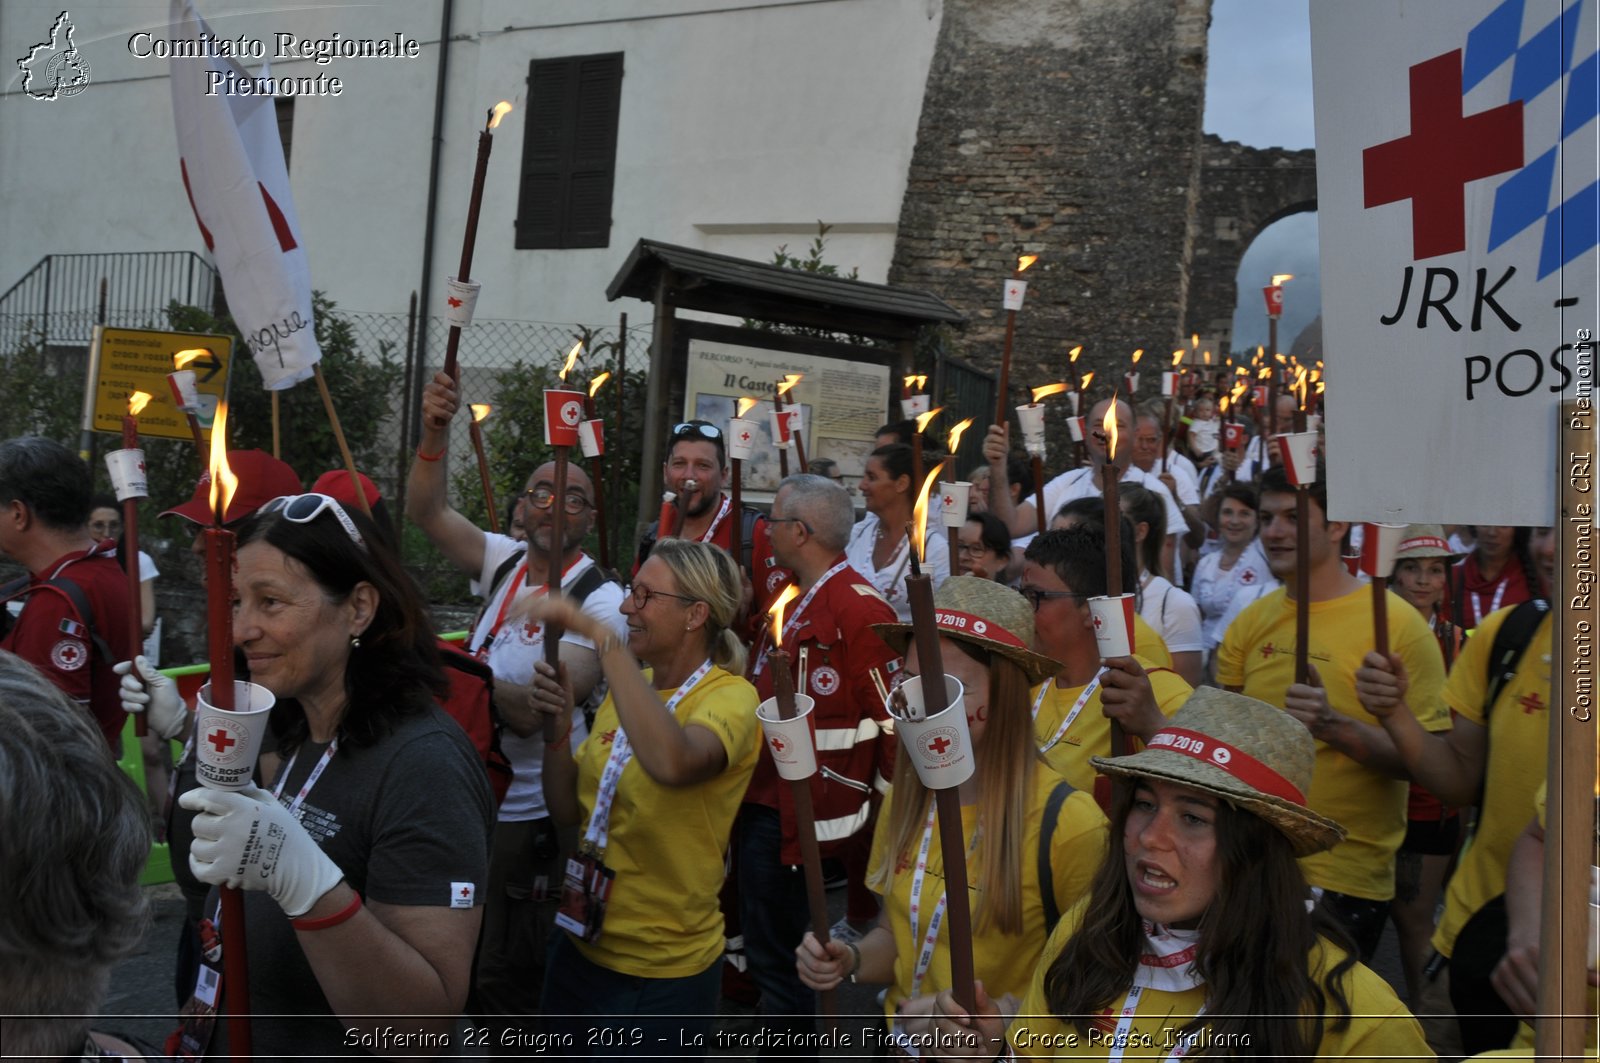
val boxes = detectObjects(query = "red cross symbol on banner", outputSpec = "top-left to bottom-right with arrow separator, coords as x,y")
927,736 -> 952,755
1362,49 -> 1523,259
447,296 -> 463,308
207,729 -> 236,753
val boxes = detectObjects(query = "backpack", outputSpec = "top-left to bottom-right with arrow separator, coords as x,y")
1481,597 -> 1549,717
435,638 -> 514,808
0,572 -> 116,665
1038,780 -> 1076,935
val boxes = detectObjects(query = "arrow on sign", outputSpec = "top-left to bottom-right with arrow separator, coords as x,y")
186,349 -> 224,383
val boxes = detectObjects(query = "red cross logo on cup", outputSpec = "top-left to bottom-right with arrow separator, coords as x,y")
561,400 -> 582,427
1092,613 -> 1103,631
770,736 -> 786,753
740,430 -> 750,442
943,494 -> 954,507
447,296 -> 463,308
207,729 -> 236,754
927,735 -> 952,756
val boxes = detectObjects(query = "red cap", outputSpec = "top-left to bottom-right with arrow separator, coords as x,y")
160,450 -> 302,525
311,469 -> 381,509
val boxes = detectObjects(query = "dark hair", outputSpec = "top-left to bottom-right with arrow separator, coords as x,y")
1039,506 -> 1138,593
1218,482 -> 1258,512
0,437 -> 91,530
1260,461 -> 1328,515
89,493 -> 120,514
1043,783 -> 1358,1058
970,511 -> 1011,556
1119,482 -> 1166,576
1025,527 -> 1109,598
875,419 -> 917,445
669,420 -> 727,468
867,443 -> 915,486
236,502 -> 447,752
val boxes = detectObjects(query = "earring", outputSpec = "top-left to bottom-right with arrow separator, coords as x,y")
350,634 -> 361,649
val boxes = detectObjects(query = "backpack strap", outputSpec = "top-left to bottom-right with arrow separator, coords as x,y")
565,563 -> 610,607
0,574 -> 115,665
484,551 -> 523,605
1038,780 -> 1075,936
740,506 -> 761,578
1482,598 -> 1549,718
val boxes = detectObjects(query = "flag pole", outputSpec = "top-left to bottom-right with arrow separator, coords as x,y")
312,365 -> 371,517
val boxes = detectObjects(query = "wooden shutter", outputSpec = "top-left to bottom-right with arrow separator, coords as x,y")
515,53 -> 622,250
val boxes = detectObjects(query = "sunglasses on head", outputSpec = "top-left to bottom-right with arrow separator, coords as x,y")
259,493 -> 367,550
671,422 -> 723,442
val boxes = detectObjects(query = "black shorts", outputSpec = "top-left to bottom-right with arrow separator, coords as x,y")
1402,811 -> 1462,856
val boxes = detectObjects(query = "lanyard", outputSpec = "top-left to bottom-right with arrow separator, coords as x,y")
1107,987 -> 1206,1062
906,803 -> 948,998
1471,575 -> 1509,627
479,554 -> 584,656
698,496 -> 732,545
582,658 -> 714,854
271,737 -> 340,818
1031,669 -> 1107,754
752,560 -> 849,676
870,517 -> 913,602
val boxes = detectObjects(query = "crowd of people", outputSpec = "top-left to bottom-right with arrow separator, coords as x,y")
0,367 -> 1589,1061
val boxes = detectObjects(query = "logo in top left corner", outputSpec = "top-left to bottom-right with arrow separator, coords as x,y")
17,11 -> 91,101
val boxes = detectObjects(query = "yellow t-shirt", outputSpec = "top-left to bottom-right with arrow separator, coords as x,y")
1029,659 -> 1192,791
1432,607 -> 1552,958
1007,903 -> 1429,1060
868,767 -> 1107,1015
570,666 -> 760,977
1133,614 -> 1172,669
1215,583 -> 1449,900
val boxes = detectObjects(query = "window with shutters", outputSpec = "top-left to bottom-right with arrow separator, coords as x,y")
515,53 -> 623,250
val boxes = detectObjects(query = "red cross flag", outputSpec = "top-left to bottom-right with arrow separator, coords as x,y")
1311,0 -> 1595,523
168,0 -> 321,391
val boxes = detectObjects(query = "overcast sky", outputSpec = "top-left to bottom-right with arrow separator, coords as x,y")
1204,0 -> 1321,353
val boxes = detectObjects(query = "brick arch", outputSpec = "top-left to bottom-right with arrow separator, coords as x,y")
1187,135 -> 1319,354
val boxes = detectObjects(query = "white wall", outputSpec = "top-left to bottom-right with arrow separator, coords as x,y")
1,0 -> 942,354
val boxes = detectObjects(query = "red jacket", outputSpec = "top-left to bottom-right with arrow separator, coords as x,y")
747,559 -> 900,864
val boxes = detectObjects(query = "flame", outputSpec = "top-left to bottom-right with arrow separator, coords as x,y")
1252,347 -> 1264,365
1316,360 -> 1324,369
1031,382 -> 1070,402
1203,349 -> 1212,365
1271,273 -> 1294,286
737,396 -> 759,418
587,372 -> 611,398
207,402 -> 237,522
559,340 -> 583,382
1102,397 -> 1120,461
903,374 -> 927,391
1230,381 -> 1248,403
914,406 -> 944,434
1171,349 -> 1185,367
1275,352 -> 1288,365
127,391 -> 152,416
488,101 -> 513,130
1235,365 -> 1249,377
777,373 -> 803,397
767,583 -> 801,647
1315,381 -> 1326,395
1017,255 -> 1039,273
1080,371 -> 1095,391
1258,366 -> 1272,380
910,463 -> 946,562
1191,333 -> 1200,350
1069,345 -> 1083,363
1130,348 -> 1144,366
470,403 -> 492,423
1218,395 -> 1230,415
1293,368 -> 1310,410
173,348 -> 208,369
947,417 -> 975,453
1310,369 -> 1322,383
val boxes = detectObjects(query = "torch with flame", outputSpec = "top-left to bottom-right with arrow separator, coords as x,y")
468,401 -> 498,533
470,403 -> 493,425
1015,254 -> 1039,275
1080,371 -> 1095,392
777,374 -> 803,398
1272,273 -> 1294,286
1069,345 -> 1083,365
488,100 -> 513,130
909,464 -> 946,569
173,348 -> 207,370
1031,383 -> 1069,402
1130,349 -> 1145,367
128,391 -> 152,417
444,101 -> 515,380
947,417 -> 975,455
737,397 -> 759,417
768,583 -> 801,650
914,407 -> 945,436
588,371 -> 611,399
560,340 -> 583,382
1171,349 -> 1186,367
208,403 -> 239,526
1101,399 -> 1121,469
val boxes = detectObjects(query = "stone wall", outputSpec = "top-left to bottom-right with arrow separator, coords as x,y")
891,0 -> 1212,416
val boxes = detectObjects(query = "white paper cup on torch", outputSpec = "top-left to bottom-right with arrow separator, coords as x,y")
193,681 -> 277,791
887,674 -> 973,789
1359,522 -> 1407,579
104,449 -> 148,502
756,696 -> 818,781
167,370 -> 200,412
1161,371 -> 1179,398
1088,594 -> 1137,658
1067,415 -> 1087,443
1273,431 -> 1319,486
1015,402 -> 1047,456
1002,278 -> 1029,312
443,277 -> 482,328
771,409 -> 802,449
1124,372 -> 1140,395
1066,390 -> 1081,416
939,482 -> 971,528
578,419 -> 605,458
901,393 -> 931,420
727,418 -> 757,461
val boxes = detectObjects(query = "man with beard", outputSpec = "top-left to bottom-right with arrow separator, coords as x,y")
408,370 -> 627,1036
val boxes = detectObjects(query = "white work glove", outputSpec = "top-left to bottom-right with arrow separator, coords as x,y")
179,785 -> 346,918
114,656 -> 188,740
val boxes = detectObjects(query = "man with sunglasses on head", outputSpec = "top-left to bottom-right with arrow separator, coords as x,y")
408,370 -> 628,1035
635,420 -> 790,630
1020,527 -> 1191,806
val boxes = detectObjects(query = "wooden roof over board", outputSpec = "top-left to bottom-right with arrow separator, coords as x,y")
605,238 -> 967,342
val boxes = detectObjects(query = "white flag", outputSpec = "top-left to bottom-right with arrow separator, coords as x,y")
168,0 -> 320,391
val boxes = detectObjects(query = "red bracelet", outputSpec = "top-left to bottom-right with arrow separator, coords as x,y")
291,890 -> 362,932
415,446 -> 445,462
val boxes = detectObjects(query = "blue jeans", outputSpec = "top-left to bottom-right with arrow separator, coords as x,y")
736,803 -> 821,1044
542,932 -> 721,1060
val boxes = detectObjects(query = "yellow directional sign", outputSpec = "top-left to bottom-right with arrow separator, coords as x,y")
88,326 -> 233,441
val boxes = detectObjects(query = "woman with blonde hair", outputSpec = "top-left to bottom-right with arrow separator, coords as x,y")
519,537 -> 759,1054
794,576 -> 1107,1038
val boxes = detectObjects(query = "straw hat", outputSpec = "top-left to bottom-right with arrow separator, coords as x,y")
872,575 -> 1062,686
1091,687 -> 1346,856
1394,523 -> 1459,562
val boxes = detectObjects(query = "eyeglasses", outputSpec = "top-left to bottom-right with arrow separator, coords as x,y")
767,516 -> 812,534
260,494 -> 367,549
519,486 -> 592,515
956,542 -> 993,557
671,422 -> 722,442
626,583 -> 700,610
1019,587 -> 1088,610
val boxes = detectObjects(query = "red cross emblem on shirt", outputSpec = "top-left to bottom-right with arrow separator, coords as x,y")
600,729 -> 617,746
447,296 -> 463,308
1240,569 -> 1256,584
207,729 -> 236,753
1260,642 -> 1276,660
927,735 -> 952,755
1362,49 -> 1524,259
458,885 -> 471,899
1518,691 -> 1545,715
